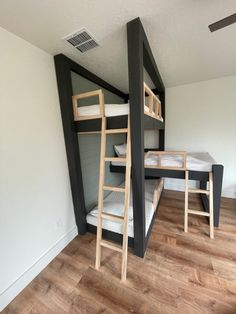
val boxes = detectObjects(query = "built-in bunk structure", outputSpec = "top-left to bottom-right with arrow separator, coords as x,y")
54,17 -> 224,258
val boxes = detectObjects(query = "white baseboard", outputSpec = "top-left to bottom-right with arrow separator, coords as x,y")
0,225 -> 78,312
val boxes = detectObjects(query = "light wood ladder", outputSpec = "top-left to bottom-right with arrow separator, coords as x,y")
184,171 -> 214,239
95,115 -> 131,281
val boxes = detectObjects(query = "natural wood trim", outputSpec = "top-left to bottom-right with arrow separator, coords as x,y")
121,115 -> 131,281
143,82 -> 162,121
144,111 -> 163,121
75,115 -> 103,121
78,131 -> 101,135
188,209 -> 210,217
72,89 -> 104,121
153,178 -> 164,211
72,95 -> 79,120
188,188 -> 210,195
99,90 -> 105,117
184,170 -> 189,233
105,128 -> 128,134
100,240 -> 123,253
103,185 -> 125,193
104,157 -> 126,163
73,89 -> 103,100
95,116 -> 107,269
145,151 -> 187,171
209,172 -> 214,239
96,115 -> 131,281
101,212 -> 124,223
185,170 -> 214,239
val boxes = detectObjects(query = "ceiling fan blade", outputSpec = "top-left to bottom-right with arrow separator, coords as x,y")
208,13 -> 236,32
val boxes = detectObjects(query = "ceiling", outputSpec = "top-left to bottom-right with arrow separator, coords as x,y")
0,0 -> 235,93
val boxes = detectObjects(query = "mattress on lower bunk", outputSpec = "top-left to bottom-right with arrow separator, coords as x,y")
78,103 -> 129,117
112,152 -> 216,172
86,179 -> 161,238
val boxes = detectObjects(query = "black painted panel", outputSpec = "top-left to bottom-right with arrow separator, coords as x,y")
54,54 -> 127,236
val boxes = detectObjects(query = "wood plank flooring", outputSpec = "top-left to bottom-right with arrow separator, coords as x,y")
3,190 -> 236,313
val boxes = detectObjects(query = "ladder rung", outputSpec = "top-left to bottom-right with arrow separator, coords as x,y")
104,157 -> 126,162
100,240 -> 123,253
105,128 -> 128,134
103,185 -> 125,192
101,212 -> 124,222
188,209 -> 210,217
188,188 -> 210,195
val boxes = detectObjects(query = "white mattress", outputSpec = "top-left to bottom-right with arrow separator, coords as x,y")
86,179 -> 161,238
112,152 -> 216,172
78,103 -> 164,121
78,103 -> 129,117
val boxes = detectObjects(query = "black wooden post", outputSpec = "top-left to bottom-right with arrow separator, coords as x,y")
212,164 -> 224,227
54,55 -> 87,234
127,17 -> 166,257
127,18 -> 146,257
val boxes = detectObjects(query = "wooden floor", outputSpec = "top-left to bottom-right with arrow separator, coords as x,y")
3,190 -> 236,313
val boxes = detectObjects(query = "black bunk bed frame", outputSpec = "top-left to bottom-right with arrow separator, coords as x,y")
54,17 -> 223,258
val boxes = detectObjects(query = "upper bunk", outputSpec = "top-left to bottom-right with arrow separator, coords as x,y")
72,82 -> 164,133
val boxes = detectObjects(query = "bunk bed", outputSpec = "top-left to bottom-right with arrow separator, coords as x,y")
54,17 -> 223,258
71,84 -> 165,253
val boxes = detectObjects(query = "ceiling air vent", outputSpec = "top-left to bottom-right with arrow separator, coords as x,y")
63,29 -> 99,53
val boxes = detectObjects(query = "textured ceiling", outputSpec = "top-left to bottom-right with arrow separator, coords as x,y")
0,0 -> 235,93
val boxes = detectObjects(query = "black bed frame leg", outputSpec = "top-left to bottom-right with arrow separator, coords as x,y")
212,164 -> 224,228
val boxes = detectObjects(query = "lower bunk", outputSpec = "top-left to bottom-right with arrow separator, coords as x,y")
86,179 -> 164,248
110,151 -> 224,228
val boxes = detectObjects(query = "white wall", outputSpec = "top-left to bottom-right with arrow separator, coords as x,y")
165,75 -> 236,198
0,27 -> 76,310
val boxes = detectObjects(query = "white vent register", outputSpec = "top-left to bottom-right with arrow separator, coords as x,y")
63,28 -> 99,53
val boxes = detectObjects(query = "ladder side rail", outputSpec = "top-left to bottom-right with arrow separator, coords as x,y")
95,92 -> 106,269
121,115 -> 131,281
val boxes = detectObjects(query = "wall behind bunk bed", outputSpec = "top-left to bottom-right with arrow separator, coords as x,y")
165,75 -> 236,198
71,72 -> 126,212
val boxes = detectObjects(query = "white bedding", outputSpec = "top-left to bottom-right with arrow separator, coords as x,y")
112,152 -> 216,172
78,103 -> 129,117
86,179 -> 161,238
78,103 -> 164,121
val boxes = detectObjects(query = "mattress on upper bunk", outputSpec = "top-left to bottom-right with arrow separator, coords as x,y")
78,103 -> 129,117
112,152 -> 216,172
86,179 -> 162,238
78,103 -> 164,121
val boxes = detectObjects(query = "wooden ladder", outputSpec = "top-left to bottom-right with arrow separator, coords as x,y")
95,115 -> 131,281
184,170 -> 214,239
